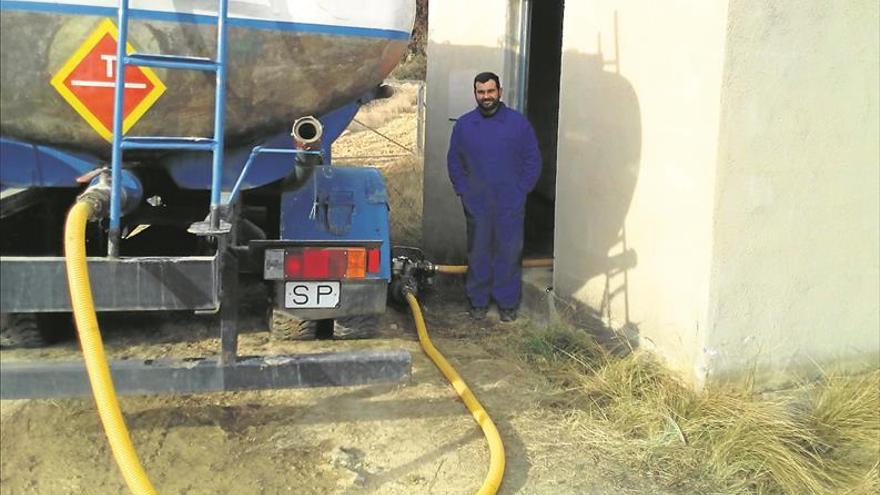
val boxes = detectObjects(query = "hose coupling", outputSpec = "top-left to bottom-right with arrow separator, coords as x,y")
389,254 -> 437,304
417,260 -> 437,276
291,116 -> 323,149
76,176 -> 112,221
400,277 -> 419,297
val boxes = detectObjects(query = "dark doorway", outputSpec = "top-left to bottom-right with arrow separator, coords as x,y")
523,0 -> 564,257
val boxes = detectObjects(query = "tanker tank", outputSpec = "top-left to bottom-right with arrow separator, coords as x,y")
0,0 -> 416,157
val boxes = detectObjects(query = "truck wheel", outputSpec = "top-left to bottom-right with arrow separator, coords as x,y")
270,309 -> 320,341
333,315 -> 379,340
0,313 -> 47,348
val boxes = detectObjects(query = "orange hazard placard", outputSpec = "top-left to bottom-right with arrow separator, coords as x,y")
50,19 -> 166,142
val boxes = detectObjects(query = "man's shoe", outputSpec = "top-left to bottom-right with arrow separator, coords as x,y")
468,306 -> 488,321
499,308 -> 518,322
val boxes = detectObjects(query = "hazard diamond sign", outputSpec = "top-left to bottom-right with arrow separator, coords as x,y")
50,19 -> 166,142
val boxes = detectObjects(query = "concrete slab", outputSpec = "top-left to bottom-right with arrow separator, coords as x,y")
520,267 -> 556,324
519,266 -> 638,352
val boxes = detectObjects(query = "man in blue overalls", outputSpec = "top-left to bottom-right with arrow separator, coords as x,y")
447,72 -> 542,322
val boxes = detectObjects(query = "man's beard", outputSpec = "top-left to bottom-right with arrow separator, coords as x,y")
477,97 -> 500,116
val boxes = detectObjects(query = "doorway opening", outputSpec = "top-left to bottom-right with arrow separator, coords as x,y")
523,0 -> 564,258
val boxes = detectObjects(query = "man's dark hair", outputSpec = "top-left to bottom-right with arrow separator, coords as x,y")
474,72 -> 501,90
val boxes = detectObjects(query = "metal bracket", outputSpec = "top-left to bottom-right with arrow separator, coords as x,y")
187,218 -> 233,236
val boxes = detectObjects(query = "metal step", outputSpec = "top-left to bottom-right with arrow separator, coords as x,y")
121,136 -> 216,151
0,351 -> 412,399
125,53 -> 218,71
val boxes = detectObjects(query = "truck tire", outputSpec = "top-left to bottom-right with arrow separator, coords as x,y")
270,310 -> 324,341
333,315 -> 379,340
0,313 -> 47,348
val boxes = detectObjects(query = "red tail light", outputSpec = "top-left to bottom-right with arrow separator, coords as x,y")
308,248 -> 349,278
367,248 -> 380,273
284,252 -> 304,277
284,247 -> 375,280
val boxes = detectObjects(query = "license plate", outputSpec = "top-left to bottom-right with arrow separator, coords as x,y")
284,281 -> 341,309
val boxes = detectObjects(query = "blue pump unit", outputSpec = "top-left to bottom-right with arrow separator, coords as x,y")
281,165 -> 391,280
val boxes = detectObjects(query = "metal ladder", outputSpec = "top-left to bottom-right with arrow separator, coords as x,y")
107,0 -> 230,257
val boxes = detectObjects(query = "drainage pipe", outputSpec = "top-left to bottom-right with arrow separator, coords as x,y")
65,199 -> 157,495
434,257 -> 553,275
404,291 -> 505,495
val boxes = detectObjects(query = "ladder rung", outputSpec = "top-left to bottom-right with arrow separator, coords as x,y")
121,137 -> 217,151
124,54 -> 218,71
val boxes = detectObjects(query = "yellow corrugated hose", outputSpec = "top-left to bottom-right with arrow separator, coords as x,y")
435,257 -> 554,275
65,201 -> 158,495
433,264 -> 468,274
405,292 -> 505,495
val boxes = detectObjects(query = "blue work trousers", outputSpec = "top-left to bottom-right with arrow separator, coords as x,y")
462,192 -> 525,310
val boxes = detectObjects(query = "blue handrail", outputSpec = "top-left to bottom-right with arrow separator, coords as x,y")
209,0 -> 229,230
226,147 -> 323,206
108,0 -> 131,257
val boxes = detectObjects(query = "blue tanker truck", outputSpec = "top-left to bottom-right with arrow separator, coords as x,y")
0,0 -> 418,397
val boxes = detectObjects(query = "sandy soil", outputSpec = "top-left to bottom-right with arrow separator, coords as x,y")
0,285 -> 653,495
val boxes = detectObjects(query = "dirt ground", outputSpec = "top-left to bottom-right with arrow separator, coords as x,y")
0,83 -> 668,494
0,284 -> 663,495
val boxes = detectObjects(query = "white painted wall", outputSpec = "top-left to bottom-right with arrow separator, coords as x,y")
556,0 -> 879,386
554,2 -> 730,385
706,0 -> 880,384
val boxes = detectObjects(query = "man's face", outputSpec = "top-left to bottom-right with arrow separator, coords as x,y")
474,80 -> 501,111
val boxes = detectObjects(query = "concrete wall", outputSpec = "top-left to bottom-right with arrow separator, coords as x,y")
555,0 -> 879,386
422,0 -> 525,262
554,2 -> 730,384
706,0 -> 880,384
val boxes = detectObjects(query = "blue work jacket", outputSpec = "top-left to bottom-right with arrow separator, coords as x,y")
447,104 -> 542,209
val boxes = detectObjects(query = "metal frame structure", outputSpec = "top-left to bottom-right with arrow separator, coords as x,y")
0,2 -> 412,400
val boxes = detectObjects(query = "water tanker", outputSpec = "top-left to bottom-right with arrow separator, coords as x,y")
1,0 -> 413,157
0,0 -> 416,398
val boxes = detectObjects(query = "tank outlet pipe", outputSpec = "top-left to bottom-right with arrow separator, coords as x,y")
75,180 -> 112,221
291,115 -> 323,148
403,290 -> 505,494
76,168 -> 144,218
65,199 -> 157,495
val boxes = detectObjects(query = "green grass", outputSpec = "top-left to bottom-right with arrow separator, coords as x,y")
509,324 -> 880,494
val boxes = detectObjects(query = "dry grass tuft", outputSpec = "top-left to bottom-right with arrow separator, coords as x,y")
349,82 -> 420,135
505,324 -> 880,494
390,52 -> 426,80
331,82 -> 423,247
382,154 -> 423,247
